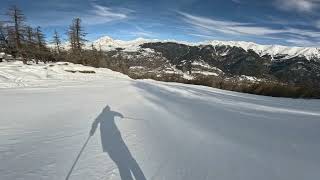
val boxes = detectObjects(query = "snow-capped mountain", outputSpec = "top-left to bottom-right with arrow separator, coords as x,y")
92,36 -> 320,60
91,37 -> 320,88
207,40 -> 320,60
92,36 -> 156,51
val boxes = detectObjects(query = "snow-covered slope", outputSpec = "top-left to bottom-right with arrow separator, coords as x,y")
90,36 -> 320,60
1,62 -> 320,180
0,61 -> 129,88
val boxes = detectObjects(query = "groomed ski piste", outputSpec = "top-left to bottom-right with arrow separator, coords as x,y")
0,61 -> 320,180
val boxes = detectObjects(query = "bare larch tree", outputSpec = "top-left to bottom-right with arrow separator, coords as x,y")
7,5 -> 26,62
52,30 -> 61,54
68,18 -> 86,53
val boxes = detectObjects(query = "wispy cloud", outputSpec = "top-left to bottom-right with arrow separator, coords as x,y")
179,11 -> 320,46
273,0 -> 320,13
179,11 -> 284,36
128,31 -> 155,38
81,3 -> 133,25
314,20 -> 320,28
189,33 -> 219,39
90,4 -> 128,20
231,0 -> 241,4
129,24 -> 158,38
30,2 -> 132,27
285,38 -> 320,46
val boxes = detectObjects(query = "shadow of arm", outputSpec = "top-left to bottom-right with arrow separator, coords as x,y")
115,112 -> 124,119
90,117 -> 100,136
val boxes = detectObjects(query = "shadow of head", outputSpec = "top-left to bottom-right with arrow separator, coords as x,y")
102,105 -> 111,112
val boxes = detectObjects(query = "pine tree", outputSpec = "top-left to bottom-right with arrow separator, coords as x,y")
68,17 -> 87,64
24,26 -> 36,60
35,26 -> 46,49
0,22 -> 9,52
25,26 -> 35,46
52,30 -> 61,54
74,18 -> 86,52
7,5 -> 26,62
68,24 -> 76,52
68,18 -> 86,53
34,26 -> 49,63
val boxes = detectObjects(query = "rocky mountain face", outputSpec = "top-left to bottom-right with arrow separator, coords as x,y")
97,38 -> 320,88
141,42 -> 320,87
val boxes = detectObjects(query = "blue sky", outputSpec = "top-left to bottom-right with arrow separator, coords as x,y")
1,0 -> 320,46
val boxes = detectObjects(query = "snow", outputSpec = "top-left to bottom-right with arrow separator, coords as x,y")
0,52 -> 5,58
239,75 -> 261,82
92,36 -> 154,52
1,61 -> 320,180
0,61 -> 129,88
129,66 -> 145,70
191,61 -> 220,71
182,73 -> 194,80
192,71 -> 218,76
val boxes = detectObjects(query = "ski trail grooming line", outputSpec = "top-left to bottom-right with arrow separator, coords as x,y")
65,135 -> 92,180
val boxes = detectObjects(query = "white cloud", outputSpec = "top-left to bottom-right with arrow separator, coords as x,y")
82,4 -> 133,25
231,0 -> 241,4
30,3 -> 132,26
91,4 -> 127,19
116,24 -> 156,38
189,33 -> 218,39
179,12 -> 284,36
274,0 -> 320,13
315,20 -> 320,28
285,38 -> 320,46
179,11 -> 320,46
128,31 -> 155,38
130,25 -> 156,38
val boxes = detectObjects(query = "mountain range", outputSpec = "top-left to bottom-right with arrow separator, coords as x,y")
93,36 -> 320,60
88,36 -> 320,89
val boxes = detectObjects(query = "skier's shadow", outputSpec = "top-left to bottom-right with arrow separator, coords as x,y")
90,105 -> 146,180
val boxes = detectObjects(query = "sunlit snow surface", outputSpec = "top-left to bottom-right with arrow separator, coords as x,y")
0,61 -> 320,180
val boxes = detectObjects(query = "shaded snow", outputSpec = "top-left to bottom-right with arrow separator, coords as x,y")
239,75 -> 262,82
0,61 -> 320,180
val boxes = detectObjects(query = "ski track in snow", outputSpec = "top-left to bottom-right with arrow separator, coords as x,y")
0,61 -> 320,180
